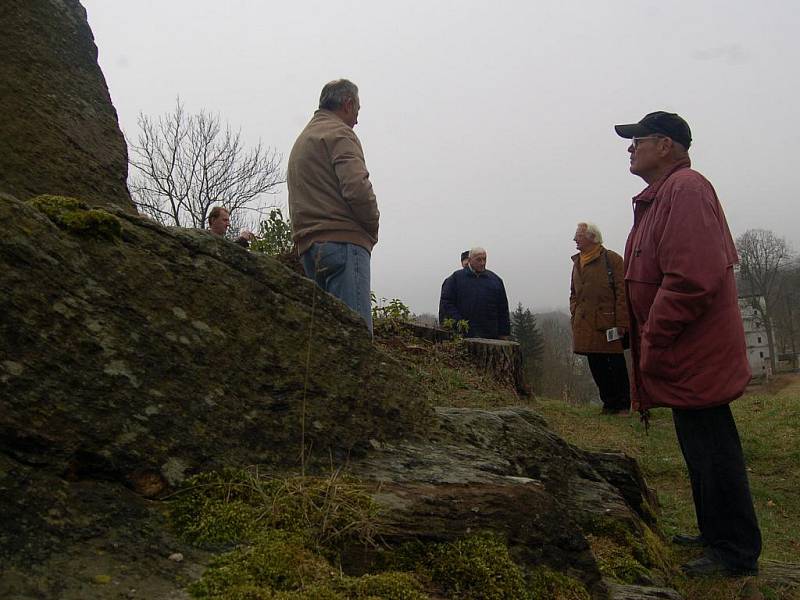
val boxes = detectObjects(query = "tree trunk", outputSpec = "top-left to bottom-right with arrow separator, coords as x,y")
463,338 -> 530,396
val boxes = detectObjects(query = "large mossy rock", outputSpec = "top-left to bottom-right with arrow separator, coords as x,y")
0,0 -> 135,212
0,195 -> 433,494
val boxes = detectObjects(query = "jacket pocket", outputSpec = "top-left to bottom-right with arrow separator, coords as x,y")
640,340 -> 676,379
595,308 -> 615,332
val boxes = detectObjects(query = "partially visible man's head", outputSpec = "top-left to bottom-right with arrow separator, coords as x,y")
208,206 -> 230,236
468,247 -> 487,272
614,111 -> 691,181
574,222 -> 602,252
319,79 -> 360,128
460,250 -> 470,268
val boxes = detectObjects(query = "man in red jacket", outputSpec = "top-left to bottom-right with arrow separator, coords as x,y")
615,112 -> 761,577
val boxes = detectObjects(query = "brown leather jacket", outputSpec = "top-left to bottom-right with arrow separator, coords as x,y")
570,247 -> 629,355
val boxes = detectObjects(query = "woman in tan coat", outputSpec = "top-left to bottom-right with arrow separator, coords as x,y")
570,222 -> 630,414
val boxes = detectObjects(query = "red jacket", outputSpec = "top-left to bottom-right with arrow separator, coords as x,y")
624,159 -> 750,411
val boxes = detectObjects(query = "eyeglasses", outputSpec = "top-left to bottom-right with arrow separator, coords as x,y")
631,135 -> 667,148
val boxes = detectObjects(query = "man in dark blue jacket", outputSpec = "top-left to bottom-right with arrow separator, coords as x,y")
439,247 -> 511,339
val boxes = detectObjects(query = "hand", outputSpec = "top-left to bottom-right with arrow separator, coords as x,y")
238,228 -> 256,242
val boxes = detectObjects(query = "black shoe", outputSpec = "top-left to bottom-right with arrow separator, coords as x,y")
682,555 -> 758,578
672,533 -> 706,547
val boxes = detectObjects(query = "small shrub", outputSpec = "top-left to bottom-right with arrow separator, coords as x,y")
251,208 -> 293,256
441,317 -> 470,340
372,296 -> 412,336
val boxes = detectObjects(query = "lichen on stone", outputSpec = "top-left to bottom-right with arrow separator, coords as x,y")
27,194 -> 122,239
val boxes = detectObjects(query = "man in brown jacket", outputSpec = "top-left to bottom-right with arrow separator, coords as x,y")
287,79 -> 379,333
570,222 -> 630,414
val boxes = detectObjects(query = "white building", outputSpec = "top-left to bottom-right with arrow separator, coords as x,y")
738,295 -> 771,377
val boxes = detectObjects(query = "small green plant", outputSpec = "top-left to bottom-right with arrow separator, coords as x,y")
441,317 -> 470,341
251,207 -> 293,256
372,296 -> 412,335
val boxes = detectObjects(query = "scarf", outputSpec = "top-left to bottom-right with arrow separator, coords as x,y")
579,244 -> 603,268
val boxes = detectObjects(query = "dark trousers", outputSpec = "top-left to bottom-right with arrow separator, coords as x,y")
672,404 -> 762,571
586,353 -> 630,411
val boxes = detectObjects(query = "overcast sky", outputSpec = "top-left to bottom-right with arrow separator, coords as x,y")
82,0 -> 799,315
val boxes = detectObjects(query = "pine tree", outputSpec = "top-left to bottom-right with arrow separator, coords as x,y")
511,303 -> 544,384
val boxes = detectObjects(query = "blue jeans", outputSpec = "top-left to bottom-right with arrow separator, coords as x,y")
301,242 -> 372,333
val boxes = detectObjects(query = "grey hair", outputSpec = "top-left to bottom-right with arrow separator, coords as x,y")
319,79 -> 359,111
469,246 -> 487,258
577,222 -> 603,244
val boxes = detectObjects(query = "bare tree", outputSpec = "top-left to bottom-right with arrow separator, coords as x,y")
128,99 -> 284,229
736,229 -> 794,372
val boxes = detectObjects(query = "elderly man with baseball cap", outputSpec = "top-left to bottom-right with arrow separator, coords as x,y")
615,111 -> 761,577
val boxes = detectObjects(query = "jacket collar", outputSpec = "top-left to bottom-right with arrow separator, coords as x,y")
632,157 -> 692,205
571,246 -> 605,265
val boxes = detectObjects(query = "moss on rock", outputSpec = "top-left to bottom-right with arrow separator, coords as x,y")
169,469 -> 263,548
579,513 -> 673,585
414,533 -> 530,600
28,194 -> 122,239
337,571 -> 428,599
587,534 -> 652,584
529,566 -> 590,600
188,530 -> 333,599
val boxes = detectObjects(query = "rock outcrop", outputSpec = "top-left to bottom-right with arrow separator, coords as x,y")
0,196 -> 433,492
3,4 -> 799,599
0,0 -> 134,212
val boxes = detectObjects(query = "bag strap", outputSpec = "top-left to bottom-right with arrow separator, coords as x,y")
603,249 -> 617,322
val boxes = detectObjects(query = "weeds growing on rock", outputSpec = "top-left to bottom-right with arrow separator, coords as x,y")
169,467 -> 381,552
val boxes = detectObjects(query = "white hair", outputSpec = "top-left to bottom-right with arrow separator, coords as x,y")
469,246 -> 487,258
577,222 -> 603,244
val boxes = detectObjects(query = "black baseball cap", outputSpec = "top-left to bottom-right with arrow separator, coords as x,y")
461,250 -> 470,262
614,111 -> 692,149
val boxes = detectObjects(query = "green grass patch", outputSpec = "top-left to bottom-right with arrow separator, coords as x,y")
533,375 -> 800,599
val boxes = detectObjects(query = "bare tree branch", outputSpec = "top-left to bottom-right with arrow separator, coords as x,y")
128,98 -> 285,230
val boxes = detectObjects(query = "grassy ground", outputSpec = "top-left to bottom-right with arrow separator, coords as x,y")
534,374 -> 800,600
533,376 -> 800,562
377,331 -> 800,598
